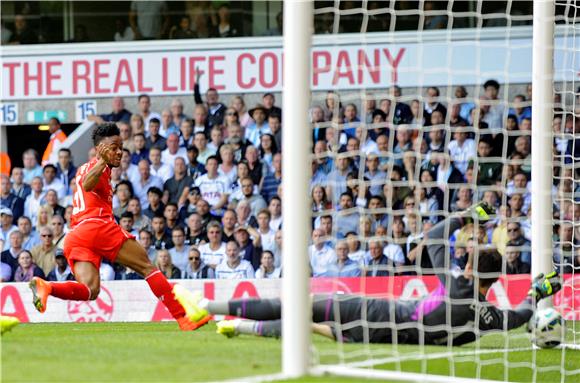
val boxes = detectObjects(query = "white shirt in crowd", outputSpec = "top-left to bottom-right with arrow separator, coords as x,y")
198,242 -> 227,267
150,163 -> 174,183
258,228 -> 276,253
161,147 -> 188,167
255,267 -> 281,279
448,138 -> 476,175
215,259 -> 255,279
100,263 -> 116,281
195,174 -> 231,207
308,244 -> 337,277
169,246 -> 190,273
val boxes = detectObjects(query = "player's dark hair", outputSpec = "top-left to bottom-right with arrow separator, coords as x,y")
43,164 -> 57,172
165,202 -> 178,210
58,148 -> 71,155
172,226 -> 185,235
471,248 -> 503,289
206,155 -> 219,164
138,94 -> 150,102
149,118 -> 160,126
49,117 -> 61,124
320,215 -> 333,222
92,123 -> 120,146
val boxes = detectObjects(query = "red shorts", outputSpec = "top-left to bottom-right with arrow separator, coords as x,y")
63,219 -> 135,271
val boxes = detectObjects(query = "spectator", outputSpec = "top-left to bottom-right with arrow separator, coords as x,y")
170,15 -> 195,39
325,240 -> 361,277
89,97 -> 132,124
309,228 -> 337,277
194,131 -> 215,165
198,221 -> 226,268
423,87 -> 446,126
246,105 -> 271,147
326,154 -> 352,206
128,197 -> 150,231
146,117 -> 167,150
335,192 -> 360,238
164,203 -> 181,231
136,95 -> 161,131
129,0 -> 169,40
262,93 -> 282,119
0,230 -> 25,277
143,187 -> 164,219
194,67 -> 227,128
177,119 -> 194,149
151,214 -> 172,250
51,215 -> 66,251
13,250 -> 45,282
230,96 -> 252,129
454,86 -> 476,123
119,212 -> 138,237
134,159 -> 163,209
342,103 -> 360,138
1,175 -> 24,220
162,133 -> 189,166
261,153 -> 282,204
24,177 -> 45,225
365,239 -> 390,277
504,241 -> 531,274
54,149 -> 76,197
234,225 -> 261,269
258,133 -> 278,173
217,144 -> 237,184
46,249 -> 74,281
155,249 -> 181,279
183,247 -> 214,279
42,164 -> 66,200
482,79 -> 507,133
506,171 -> 531,214
22,149 -> 43,184
10,167 -> 31,200
448,128 -> 476,175
255,250 -> 281,279
221,209 -> 237,242
216,240 -> 255,279
30,226 -> 56,275
44,189 -> 65,218
114,18 -> 134,41
192,104 -> 209,135
196,198 -> 219,227
8,15 -> 37,45
138,229 -> 156,263
213,4 -> 238,37
194,156 -> 230,212
268,196 -> 282,231
471,136 -> 502,186
234,177 -> 267,218
149,147 -> 173,183
131,133 -> 149,165
185,212 -> 207,246
18,216 -> 39,251
224,123 -> 250,163
504,221 -> 531,265
0,207 -> 18,251
168,227 -> 189,272
42,118 -> 67,166
164,157 -> 192,205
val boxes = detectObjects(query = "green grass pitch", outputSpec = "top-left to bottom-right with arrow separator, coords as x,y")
2,321 -> 579,382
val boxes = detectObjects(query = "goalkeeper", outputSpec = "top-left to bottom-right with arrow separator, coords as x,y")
174,203 -> 562,345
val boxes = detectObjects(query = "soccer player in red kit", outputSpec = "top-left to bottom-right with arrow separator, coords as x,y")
29,123 -> 209,330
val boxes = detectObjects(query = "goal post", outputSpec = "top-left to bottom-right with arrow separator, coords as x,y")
531,0 -> 555,310
281,0 -> 314,378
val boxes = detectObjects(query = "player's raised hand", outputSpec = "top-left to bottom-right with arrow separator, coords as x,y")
528,271 -> 562,301
96,142 -> 115,165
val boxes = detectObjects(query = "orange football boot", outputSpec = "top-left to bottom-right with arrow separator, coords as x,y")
29,277 -> 52,313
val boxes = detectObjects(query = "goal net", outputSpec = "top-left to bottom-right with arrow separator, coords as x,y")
282,1 -> 580,382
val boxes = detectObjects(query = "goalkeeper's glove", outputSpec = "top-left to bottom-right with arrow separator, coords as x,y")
528,271 -> 562,301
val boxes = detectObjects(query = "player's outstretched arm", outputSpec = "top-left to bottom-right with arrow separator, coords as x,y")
83,143 -> 114,191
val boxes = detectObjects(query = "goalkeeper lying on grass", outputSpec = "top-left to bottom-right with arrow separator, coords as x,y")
174,203 -> 562,345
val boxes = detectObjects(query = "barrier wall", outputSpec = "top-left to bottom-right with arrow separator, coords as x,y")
1,275 -> 578,323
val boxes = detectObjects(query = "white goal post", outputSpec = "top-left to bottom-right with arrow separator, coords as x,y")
280,0 -> 578,382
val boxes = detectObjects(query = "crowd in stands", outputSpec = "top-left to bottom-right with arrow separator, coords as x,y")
1,74 -> 580,282
1,0 -> 540,45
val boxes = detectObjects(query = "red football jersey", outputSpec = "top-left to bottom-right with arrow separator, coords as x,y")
70,158 -> 115,228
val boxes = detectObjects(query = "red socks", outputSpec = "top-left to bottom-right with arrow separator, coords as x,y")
50,281 -> 91,301
145,269 -> 186,320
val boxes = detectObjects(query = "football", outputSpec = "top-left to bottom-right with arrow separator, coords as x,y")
528,308 -> 565,349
